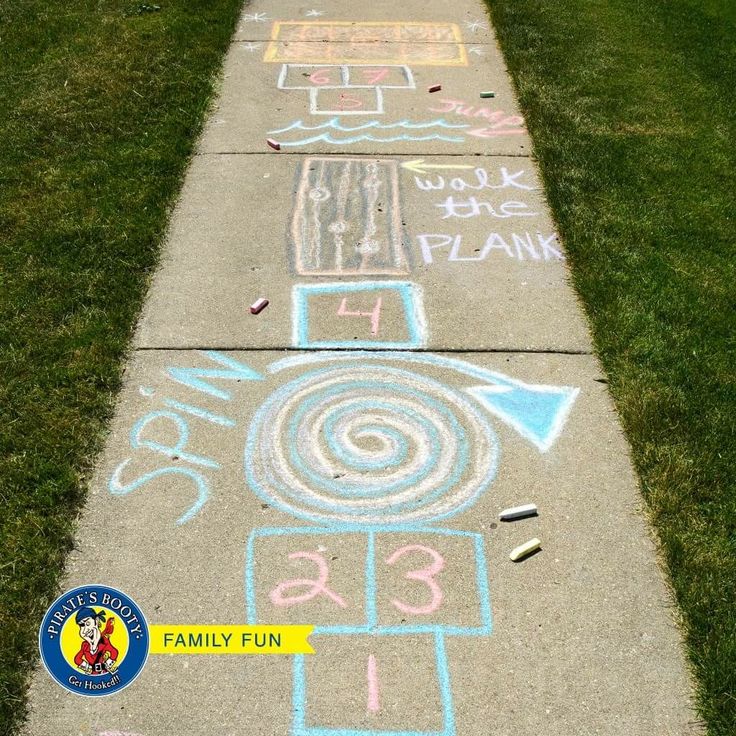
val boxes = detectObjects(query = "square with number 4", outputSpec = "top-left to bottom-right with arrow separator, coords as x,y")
292,281 -> 427,349
293,633 -> 452,736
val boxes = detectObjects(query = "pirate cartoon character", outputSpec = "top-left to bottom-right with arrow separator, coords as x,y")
73,607 -> 118,675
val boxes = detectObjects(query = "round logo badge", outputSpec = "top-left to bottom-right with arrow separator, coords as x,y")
39,584 -> 149,696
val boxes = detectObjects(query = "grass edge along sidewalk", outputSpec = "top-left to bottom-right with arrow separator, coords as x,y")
0,1 -> 243,733
484,0 -> 736,733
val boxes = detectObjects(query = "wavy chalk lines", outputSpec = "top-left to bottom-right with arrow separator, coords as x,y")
268,118 -> 470,146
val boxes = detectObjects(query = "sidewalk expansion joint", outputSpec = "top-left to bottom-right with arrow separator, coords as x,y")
134,346 -> 594,356
195,151 -> 533,159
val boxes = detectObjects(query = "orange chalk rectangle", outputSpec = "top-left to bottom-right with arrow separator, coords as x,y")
264,22 -> 468,66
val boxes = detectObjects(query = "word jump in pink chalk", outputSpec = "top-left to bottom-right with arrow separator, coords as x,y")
250,297 -> 269,314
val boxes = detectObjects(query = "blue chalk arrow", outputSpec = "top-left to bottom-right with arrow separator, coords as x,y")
467,382 -> 579,453
268,351 -> 580,452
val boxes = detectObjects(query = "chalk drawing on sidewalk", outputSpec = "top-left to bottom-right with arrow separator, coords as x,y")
277,64 -> 415,116
109,352 -> 262,525
247,528 -> 492,635
429,98 -> 526,137
408,164 -> 537,191
245,364 -> 498,527
269,351 -> 579,455
417,232 -> 564,262
464,20 -> 488,33
292,281 -> 427,349
291,157 -> 408,275
268,118 -> 469,146
246,527 -> 492,734
264,22 -> 468,66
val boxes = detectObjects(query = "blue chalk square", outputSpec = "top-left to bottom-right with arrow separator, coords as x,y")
246,528 -> 370,631
292,632 -> 455,736
291,282 -> 427,350
372,530 -> 492,636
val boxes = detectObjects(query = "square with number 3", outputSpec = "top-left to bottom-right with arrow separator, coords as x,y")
373,531 -> 492,635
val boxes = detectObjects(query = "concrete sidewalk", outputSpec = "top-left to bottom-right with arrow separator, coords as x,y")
25,1 -> 699,735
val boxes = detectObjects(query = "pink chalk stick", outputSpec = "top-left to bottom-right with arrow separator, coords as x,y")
266,138 -> 281,151
428,84 -> 442,93
250,298 -> 269,314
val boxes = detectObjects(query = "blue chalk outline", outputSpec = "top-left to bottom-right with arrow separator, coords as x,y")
245,528 -> 492,637
292,281 -> 427,350
291,631 -> 455,736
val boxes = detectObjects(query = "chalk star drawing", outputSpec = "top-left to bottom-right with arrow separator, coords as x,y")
469,47 -> 486,56
240,42 -> 263,52
305,9 -> 325,17
242,12 -> 269,22
464,20 -> 488,33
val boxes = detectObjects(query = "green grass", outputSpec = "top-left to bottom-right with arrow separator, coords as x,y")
483,0 -> 736,732
0,1 -> 242,732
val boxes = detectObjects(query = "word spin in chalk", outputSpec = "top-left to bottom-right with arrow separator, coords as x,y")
499,503 -> 538,521
250,298 -> 269,315
509,538 -> 541,561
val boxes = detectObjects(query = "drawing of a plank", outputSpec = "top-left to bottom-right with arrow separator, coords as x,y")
291,158 -> 409,276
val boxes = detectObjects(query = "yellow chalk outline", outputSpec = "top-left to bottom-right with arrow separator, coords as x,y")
264,21 -> 468,66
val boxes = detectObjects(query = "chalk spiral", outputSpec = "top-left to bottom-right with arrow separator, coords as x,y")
245,365 -> 498,526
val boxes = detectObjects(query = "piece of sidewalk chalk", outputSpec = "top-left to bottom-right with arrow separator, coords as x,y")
266,138 -> 281,151
250,298 -> 269,314
428,84 -> 442,93
480,91 -> 495,98
509,538 -> 541,562
499,503 -> 538,521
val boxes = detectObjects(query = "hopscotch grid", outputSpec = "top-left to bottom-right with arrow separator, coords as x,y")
244,527 -> 492,636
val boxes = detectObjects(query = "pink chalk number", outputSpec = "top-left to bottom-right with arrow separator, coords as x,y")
269,551 -> 348,608
361,68 -> 390,84
337,297 -> 382,335
309,69 -> 333,85
385,544 -> 445,615
367,653 -> 380,713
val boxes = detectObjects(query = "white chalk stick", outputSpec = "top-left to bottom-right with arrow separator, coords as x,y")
499,503 -> 538,521
509,538 -> 541,561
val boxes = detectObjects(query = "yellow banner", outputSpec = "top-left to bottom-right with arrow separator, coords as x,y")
148,625 -> 314,655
